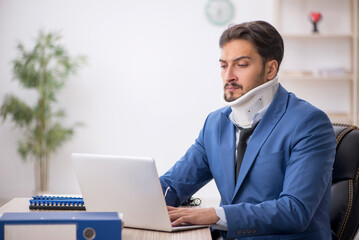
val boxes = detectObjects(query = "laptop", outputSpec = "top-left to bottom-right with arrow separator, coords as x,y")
71,153 -> 209,232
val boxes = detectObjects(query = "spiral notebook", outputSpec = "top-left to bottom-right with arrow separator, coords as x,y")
29,195 -> 86,211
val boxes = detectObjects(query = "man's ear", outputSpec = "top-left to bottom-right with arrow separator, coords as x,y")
265,60 -> 278,81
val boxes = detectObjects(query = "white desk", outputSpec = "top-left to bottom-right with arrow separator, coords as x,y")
0,198 -> 211,240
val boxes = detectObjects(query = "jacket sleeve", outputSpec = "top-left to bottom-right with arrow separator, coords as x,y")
223,109 -> 336,238
160,115 -> 213,207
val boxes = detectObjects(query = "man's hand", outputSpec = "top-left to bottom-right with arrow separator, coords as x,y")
167,206 -> 220,226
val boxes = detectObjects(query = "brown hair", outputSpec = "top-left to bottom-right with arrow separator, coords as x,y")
219,21 -> 284,70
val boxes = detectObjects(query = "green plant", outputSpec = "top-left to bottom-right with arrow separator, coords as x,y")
0,31 -> 86,192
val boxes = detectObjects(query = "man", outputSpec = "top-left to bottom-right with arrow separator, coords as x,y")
160,21 -> 336,239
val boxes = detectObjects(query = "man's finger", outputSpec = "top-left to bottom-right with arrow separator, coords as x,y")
167,206 -> 177,211
172,216 -> 190,226
169,212 -> 187,221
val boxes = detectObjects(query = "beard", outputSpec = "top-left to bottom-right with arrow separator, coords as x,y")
223,82 -> 243,102
224,64 -> 266,102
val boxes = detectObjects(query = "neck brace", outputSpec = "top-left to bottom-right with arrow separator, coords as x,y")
222,76 -> 279,128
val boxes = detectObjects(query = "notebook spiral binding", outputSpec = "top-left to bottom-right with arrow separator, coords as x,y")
29,195 -> 86,211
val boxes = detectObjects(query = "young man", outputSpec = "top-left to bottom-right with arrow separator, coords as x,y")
160,21 -> 336,239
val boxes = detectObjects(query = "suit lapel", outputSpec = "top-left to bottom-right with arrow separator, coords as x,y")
219,110 -> 236,202
231,85 -> 289,202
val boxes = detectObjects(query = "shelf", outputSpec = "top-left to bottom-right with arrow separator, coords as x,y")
274,0 -> 358,124
282,34 -> 353,39
280,74 -> 353,81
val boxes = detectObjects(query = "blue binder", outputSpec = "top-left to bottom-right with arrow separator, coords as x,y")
0,212 -> 122,240
29,195 -> 86,210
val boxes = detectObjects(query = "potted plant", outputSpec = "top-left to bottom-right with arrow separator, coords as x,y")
0,31 -> 86,193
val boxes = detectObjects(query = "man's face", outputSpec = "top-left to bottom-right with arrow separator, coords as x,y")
220,39 -> 270,102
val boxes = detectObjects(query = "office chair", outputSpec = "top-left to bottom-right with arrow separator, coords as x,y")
331,123 -> 359,240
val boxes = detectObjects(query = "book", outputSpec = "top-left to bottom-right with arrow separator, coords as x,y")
0,212 -> 122,240
29,195 -> 86,211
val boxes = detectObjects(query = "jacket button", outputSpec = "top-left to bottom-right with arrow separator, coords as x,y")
236,229 -> 241,235
251,228 -> 256,234
247,229 -> 251,234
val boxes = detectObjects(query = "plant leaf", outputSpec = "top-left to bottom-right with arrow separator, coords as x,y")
45,123 -> 74,152
53,109 -> 66,118
13,43 -> 41,88
0,94 -> 34,127
17,137 -> 34,161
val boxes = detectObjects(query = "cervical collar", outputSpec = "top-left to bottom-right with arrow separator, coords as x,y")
222,76 -> 279,128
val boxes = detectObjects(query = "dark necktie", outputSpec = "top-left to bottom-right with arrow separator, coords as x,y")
235,123 -> 258,180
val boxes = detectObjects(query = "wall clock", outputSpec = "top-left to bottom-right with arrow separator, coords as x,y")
205,0 -> 235,26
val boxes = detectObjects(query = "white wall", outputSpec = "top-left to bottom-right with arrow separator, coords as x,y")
0,0 -> 276,202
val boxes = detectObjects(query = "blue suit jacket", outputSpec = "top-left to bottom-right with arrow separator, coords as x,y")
160,85 -> 336,239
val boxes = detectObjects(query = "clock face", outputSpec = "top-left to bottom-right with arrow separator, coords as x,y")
205,0 -> 235,26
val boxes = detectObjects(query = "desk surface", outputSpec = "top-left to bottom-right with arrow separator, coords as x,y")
0,198 -> 211,240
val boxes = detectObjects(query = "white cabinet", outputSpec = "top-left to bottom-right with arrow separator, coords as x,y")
273,0 -> 359,124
